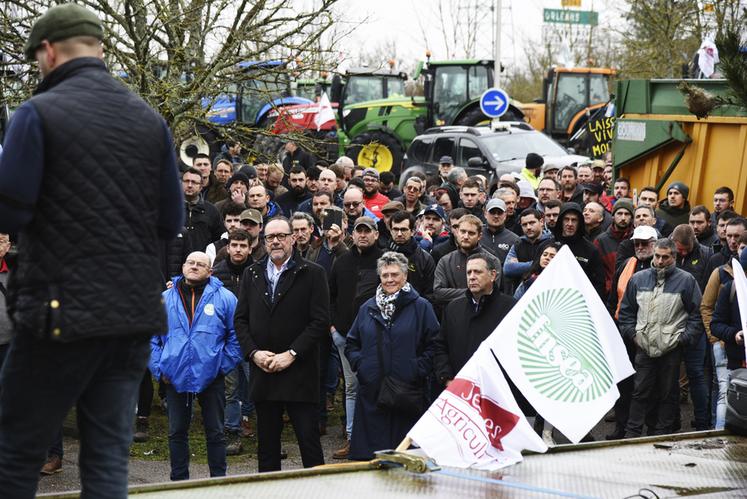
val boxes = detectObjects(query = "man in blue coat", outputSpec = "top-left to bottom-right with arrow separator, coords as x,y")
150,252 -> 242,481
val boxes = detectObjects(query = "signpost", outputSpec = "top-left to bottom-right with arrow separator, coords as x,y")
543,8 -> 598,26
480,88 -> 510,119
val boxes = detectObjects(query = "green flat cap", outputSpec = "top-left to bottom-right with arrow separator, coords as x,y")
24,3 -> 103,61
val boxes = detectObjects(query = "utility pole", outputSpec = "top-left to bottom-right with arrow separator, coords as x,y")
494,0 -> 501,87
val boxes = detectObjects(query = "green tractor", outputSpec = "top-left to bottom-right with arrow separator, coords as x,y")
334,58 -> 524,174
292,76 -> 331,102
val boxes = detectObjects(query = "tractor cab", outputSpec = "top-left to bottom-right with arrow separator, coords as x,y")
236,60 -> 310,127
330,68 -> 408,129
293,77 -> 331,102
539,67 -> 615,141
420,60 -> 494,127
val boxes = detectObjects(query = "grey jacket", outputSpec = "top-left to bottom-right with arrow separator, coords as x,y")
480,226 -> 520,265
433,246 -> 501,306
618,263 -> 703,358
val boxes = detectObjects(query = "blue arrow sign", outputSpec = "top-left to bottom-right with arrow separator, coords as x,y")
480,88 -> 510,118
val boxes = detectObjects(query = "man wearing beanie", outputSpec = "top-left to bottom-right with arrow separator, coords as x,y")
594,200 -> 634,300
656,181 -> 691,228
0,4 -> 183,497
521,152 -> 544,190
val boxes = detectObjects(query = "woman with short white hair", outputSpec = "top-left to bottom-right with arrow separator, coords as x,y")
345,251 -> 439,460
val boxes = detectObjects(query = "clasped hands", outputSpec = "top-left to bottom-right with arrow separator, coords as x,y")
252,350 -> 295,373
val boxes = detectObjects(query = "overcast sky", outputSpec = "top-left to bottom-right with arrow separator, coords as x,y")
332,0 -> 618,71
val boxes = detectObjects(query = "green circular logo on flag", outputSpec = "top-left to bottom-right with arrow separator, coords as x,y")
517,288 -> 613,402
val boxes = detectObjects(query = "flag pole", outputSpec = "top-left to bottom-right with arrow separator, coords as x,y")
395,436 -> 412,452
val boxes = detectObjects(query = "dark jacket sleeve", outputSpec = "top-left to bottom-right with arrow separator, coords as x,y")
345,309 -> 364,372
0,103 -> 44,233
618,275 -> 639,341
711,282 -> 740,343
206,201 -> 223,244
329,259 -> 339,328
157,122 -> 185,239
234,268 -> 258,358
588,245 -> 607,300
433,304 -> 455,384
415,300 -> 440,379
420,250 -> 436,302
289,265 -> 330,357
680,275 -> 704,347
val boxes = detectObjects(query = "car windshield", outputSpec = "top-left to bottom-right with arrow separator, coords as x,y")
480,132 -> 568,162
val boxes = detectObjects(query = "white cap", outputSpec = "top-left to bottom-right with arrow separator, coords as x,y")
517,180 -> 537,201
335,156 -> 354,168
631,225 -> 658,241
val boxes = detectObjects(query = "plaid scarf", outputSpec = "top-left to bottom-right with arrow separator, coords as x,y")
375,282 -> 411,321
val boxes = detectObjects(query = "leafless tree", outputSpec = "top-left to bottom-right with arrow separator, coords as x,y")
0,0 -> 342,146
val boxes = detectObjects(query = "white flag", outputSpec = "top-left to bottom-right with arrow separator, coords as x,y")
408,346 -> 547,470
491,245 -> 635,443
697,39 -> 719,78
730,259 -> 747,361
314,92 -> 335,131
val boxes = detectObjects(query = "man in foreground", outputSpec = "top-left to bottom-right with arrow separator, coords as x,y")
0,5 -> 183,497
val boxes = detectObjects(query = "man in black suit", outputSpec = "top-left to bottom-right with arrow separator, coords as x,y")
234,217 -> 329,472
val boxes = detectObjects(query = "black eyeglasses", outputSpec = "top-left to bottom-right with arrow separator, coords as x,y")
344,201 -> 361,208
265,233 -> 292,242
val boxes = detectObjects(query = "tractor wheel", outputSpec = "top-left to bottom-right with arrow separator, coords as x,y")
346,131 -> 404,175
179,126 -> 221,169
454,107 -> 491,127
454,107 -> 525,127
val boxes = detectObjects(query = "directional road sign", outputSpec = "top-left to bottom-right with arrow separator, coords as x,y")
480,88 -> 510,119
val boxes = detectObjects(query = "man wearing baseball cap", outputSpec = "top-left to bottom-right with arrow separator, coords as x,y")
606,224 -> 658,440
481,198 -> 519,265
437,156 -> 454,183
415,204 -> 450,252
0,4 -> 184,496
360,168 -> 390,219
656,181 -> 692,229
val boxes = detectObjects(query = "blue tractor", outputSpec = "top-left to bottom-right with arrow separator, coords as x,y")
180,60 -> 312,166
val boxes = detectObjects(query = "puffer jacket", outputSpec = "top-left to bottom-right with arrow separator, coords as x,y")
618,263 -> 703,358
149,276 -> 242,393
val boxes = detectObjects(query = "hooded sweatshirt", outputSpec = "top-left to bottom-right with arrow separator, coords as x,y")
656,200 -> 691,229
553,202 -> 606,298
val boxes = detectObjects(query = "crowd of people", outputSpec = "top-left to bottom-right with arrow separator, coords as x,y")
4,141 -> 746,479
0,6 -> 745,496
64,144 -> 747,477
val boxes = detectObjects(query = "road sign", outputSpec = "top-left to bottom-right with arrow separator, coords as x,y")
543,8 -> 598,26
480,88 -> 510,119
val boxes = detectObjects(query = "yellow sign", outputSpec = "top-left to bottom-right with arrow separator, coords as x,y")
561,0 -> 582,7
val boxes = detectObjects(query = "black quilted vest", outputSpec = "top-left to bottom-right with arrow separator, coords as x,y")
7,58 -> 168,342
